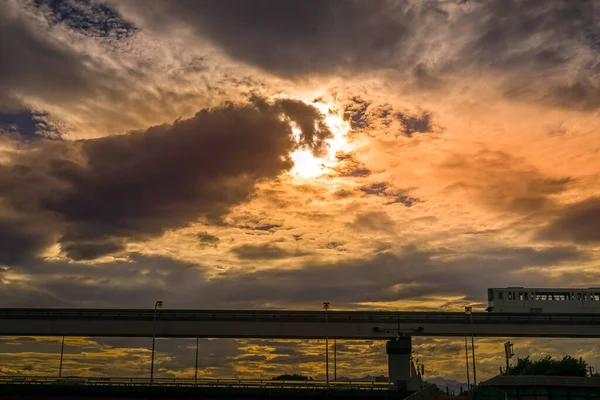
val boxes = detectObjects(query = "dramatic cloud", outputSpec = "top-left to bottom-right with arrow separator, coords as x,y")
197,232 -> 220,247
113,0 -> 600,110
397,111 -> 433,137
2,244 -> 589,309
34,0 -> 138,39
114,0 -> 427,77
2,0 -> 600,385
537,197 -> 600,243
437,150 -> 572,215
231,243 -> 307,261
0,99 -> 329,262
0,1 -> 105,111
331,152 -> 371,178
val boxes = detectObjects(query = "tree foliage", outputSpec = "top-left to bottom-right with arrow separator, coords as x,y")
506,355 -> 588,377
272,374 -> 313,381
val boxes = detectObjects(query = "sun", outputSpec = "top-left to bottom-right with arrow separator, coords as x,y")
289,102 -> 351,180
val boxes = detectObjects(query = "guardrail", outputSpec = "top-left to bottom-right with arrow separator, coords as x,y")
402,383 -> 439,400
0,376 -> 391,391
1,309 -> 599,324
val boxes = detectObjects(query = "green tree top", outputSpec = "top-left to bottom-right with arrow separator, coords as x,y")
272,374 -> 313,381
506,355 -> 589,377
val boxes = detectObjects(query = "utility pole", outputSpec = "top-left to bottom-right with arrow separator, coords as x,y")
466,307 -> 477,388
323,302 -> 330,389
504,341 -> 514,375
151,300 -> 163,384
58,336 -> 65,378
195,337 -> 199,384
464,336 -> 471,389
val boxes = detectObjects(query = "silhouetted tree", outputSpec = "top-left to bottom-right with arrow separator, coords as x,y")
506,355 -> 588,377
272,374 -> 313,381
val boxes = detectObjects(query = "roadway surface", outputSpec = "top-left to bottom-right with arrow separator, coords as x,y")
1,308 -> 600,339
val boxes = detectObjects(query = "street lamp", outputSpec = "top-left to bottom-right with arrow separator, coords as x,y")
465,306 -> 477,388
151,300 -> 163,384
58,336 -> 65,378
323,302 -> 330,389
195,337 -> 199,385
464,336 -> 470,390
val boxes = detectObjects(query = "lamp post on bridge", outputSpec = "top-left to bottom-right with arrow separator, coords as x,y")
195,337 -> 199,385
323,302 -> 330,389
464,336 -> 471,389
58,336 -> 65,378
150,300 -> 163,384
465,306 -> 477,389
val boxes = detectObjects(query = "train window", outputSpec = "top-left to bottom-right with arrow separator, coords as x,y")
508,292 -> 513,300
524,292 -> 529,300
578,293 -> 582,301
519,292 -> 523,300
498,292 -> 503,300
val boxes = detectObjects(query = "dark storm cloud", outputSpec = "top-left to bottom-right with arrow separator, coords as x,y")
536,197 -> 600,243
343,97 -> 371,130
453,0 -> 600,109
360,182 -> 421,207
197,232 -> 220,247
349,211 -> 397,234
236,355 -> 268,362
342,96 -> 434,137
397,111 -> 432,137
231,243 -> 308,260
116,0 -> 427,77
0,214 -> 58,266
1,243 -> 589,309
273,99 -> 333,157
331,152 -> 371,178
114,0 -> 600,110
0,3 -> 114,111
0,99 -> 329,262
34,0 -> 137,39
361,183 -> 388,196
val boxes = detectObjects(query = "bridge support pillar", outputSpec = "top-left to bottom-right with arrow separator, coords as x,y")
386,337 -> 416,393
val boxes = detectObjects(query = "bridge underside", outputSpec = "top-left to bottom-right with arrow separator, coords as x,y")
2,319 -> 600,339
1,309 -> 600,339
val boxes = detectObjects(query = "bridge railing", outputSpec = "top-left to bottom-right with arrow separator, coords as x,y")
0,375 -> 391,390
473,386 -> 508,400
1,309 -> 599,324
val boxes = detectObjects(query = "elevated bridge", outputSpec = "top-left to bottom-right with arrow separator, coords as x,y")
2,308 -> 598,393
1,308 -> 599,338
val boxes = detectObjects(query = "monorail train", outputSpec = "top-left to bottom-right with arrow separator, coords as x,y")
486,287 -> 600,313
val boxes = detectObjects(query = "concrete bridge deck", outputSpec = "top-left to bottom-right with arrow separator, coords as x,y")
1,308 -> 600,338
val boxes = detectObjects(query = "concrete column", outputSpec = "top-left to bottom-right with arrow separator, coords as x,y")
386,337 -> 412,392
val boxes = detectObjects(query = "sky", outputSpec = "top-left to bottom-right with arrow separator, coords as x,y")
1,0 -> 600,384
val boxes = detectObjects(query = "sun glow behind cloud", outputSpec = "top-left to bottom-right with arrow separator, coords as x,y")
289,102 -> 351,180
